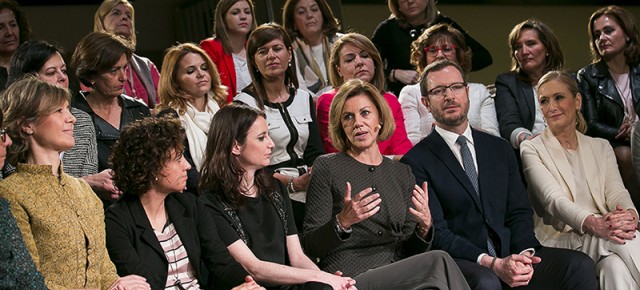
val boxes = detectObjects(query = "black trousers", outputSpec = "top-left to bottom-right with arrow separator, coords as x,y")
455,247 -> 597,290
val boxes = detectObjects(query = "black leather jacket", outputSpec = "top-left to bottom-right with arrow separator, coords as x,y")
577,61 -> 640,143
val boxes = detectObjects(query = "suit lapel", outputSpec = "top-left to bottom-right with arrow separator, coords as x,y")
130,199 -> 165,257
540,130 -> 578,201
166,195 -> 200,275
519,80 -> 536,123
427,131 -> 484,213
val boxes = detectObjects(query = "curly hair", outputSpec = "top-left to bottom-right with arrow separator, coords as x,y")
282,0 -> 340,41
588,5 -> 640,64
110,117 -> 185,197
410,23 -> 472,74
199,103 -> 274,209
157,43 -> 227,113
0,0 -> 31,46
1,76 -> 70,166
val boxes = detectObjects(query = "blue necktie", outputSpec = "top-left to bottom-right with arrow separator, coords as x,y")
457,135 -> 497,257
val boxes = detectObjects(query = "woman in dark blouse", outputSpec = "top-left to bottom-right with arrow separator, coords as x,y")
200,103 -> 355,290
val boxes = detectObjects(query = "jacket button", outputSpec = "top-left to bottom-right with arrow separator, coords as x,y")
368,167 -> 375,172
377,231 -> 383,236
372,186 -> 377,192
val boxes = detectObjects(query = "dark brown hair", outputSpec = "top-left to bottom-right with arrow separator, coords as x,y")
588,5 -> 640,64
199,103 -> 274,208
0,0 -> 31,46
508,19 -> 564,83
110,117 -> 186,197
71,31 -> 134,88
419,59 -> 467,97
245,23 -> 298,109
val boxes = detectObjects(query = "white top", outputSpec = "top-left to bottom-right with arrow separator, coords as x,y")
232,53 -> 252,94
310,43 -> 327,81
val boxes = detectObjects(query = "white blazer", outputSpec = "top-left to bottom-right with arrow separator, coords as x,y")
520,128 -> 636,247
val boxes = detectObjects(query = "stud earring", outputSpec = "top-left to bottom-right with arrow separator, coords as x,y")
289,61 -> 292,67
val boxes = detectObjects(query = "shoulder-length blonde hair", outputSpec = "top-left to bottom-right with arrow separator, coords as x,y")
536,70 -> 587,134
410,23 -> 472,74
213,0 -> 257,55
1,76 -> 71,166
588,5 -> 640,64
157,43 -> 227,114
508,19 -> 564,83
328,33 -> 385,92
94,0 -> 137,47
329,79 -> 394,152
388,0 -> 438,29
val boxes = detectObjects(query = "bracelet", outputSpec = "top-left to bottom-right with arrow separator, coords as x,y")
490,256 -> 497,270
287,177 -> 296,193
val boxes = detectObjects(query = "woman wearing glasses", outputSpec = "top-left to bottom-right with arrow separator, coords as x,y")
399,24 -> 498,145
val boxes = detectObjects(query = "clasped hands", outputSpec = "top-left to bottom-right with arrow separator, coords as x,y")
335,181 -> 431,236
584,205 -> 638,244
489,251 -> 542,288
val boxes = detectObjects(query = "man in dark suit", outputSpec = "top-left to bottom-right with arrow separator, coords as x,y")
401,60 -> 596,290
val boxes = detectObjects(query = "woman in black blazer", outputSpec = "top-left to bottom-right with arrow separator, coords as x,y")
495,19 -> 564,149
105,117 -> 263,290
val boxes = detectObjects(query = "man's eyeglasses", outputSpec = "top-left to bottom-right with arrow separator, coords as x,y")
424,45 -> 457,56
427,82 -> 467,98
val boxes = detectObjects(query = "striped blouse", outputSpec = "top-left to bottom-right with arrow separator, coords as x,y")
155,222 -> 201,290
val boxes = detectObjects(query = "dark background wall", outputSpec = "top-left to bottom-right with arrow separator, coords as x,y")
19,1 -> 640,84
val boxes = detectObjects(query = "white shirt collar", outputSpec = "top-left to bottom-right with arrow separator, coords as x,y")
434,123 -> 474,148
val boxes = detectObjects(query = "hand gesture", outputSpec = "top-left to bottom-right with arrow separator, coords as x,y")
337,182 -> 381,229
231,276 -> 265,290
409,182 -> 431,232
293,167 -> 313,192
107,274 -> 150,290
492,254 -> 540,288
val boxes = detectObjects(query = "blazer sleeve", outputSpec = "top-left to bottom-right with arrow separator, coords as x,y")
495,73 -> 526,144
520,140 -> 593,233
398,85 -> 424,145
303,94 -> 326,165
576,68 -> 618,140
302,156 -> 348,258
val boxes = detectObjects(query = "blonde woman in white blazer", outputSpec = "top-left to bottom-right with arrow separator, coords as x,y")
521,70 -> 640,290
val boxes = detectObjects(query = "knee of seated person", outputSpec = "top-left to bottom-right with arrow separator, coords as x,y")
568,250 -> 596,273
469,272 -> 501,290
596,254 -> 626,273
426,250 -> 455,263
